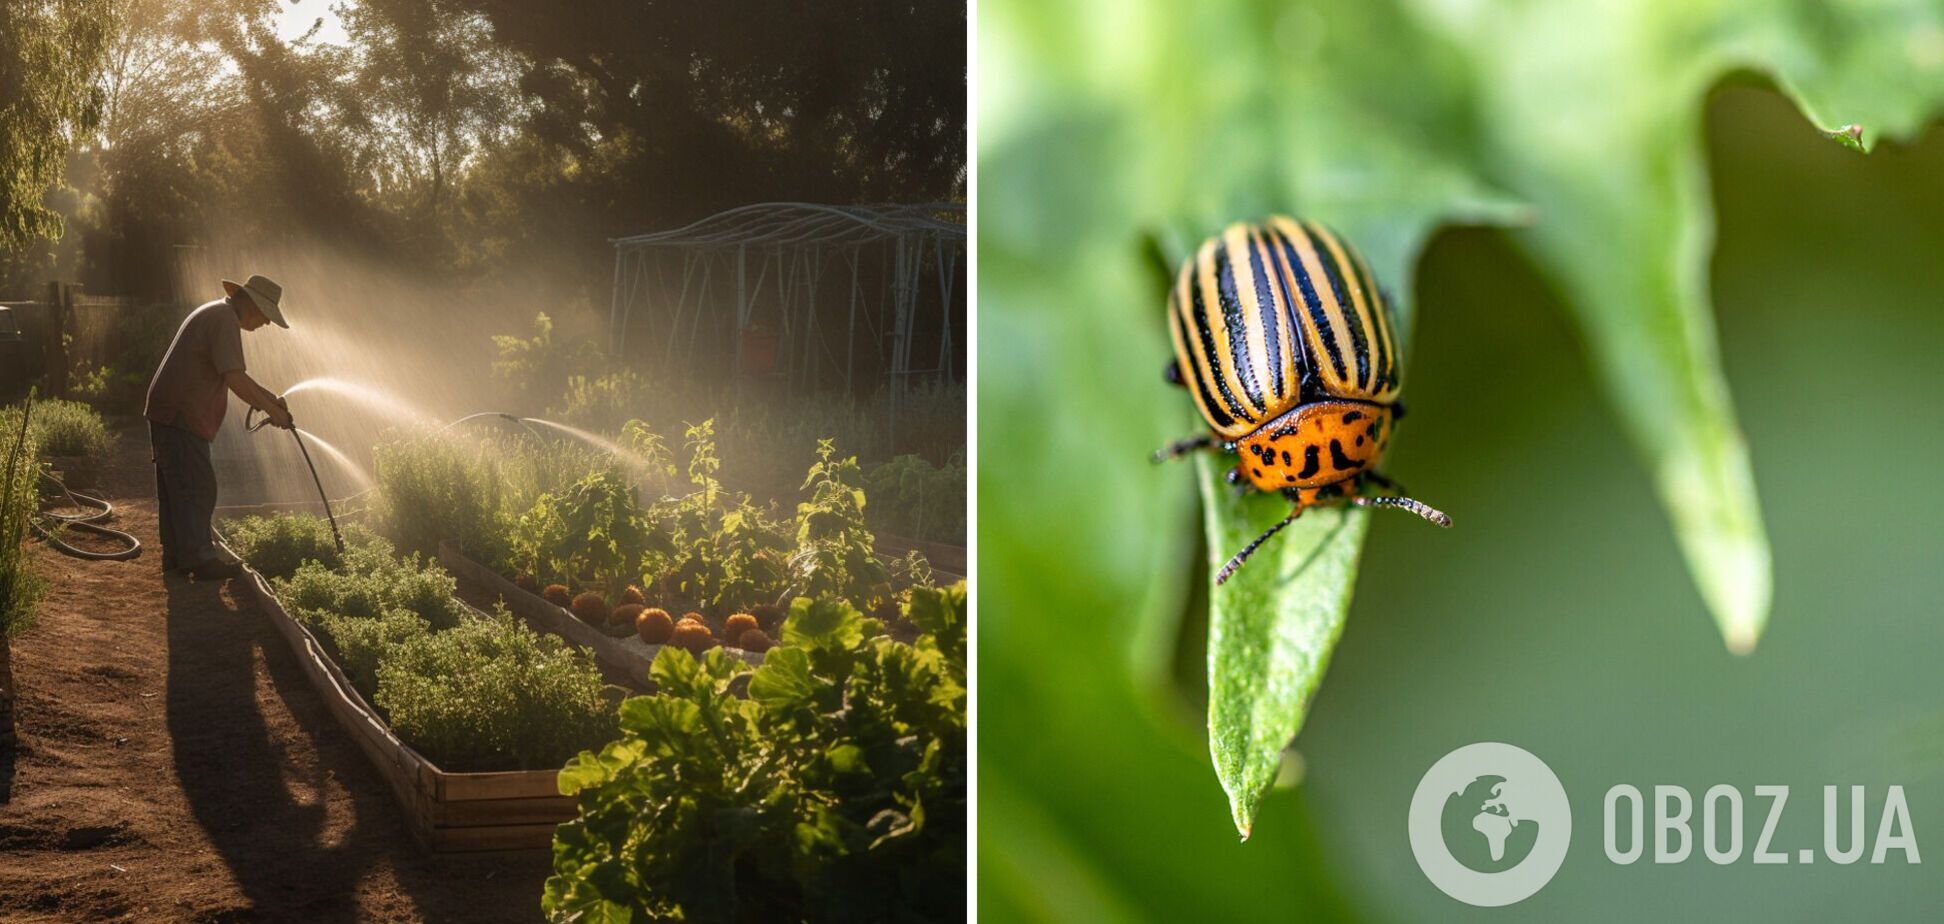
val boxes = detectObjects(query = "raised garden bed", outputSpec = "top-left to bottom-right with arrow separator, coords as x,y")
229,547 -> 575,852
438,541 -> 763,689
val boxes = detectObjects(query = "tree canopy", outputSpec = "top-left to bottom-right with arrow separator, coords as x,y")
0,0 -> 117,251
2,0 -> 966,300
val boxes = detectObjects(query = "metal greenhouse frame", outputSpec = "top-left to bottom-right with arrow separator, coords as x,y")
607,202 -> 965,397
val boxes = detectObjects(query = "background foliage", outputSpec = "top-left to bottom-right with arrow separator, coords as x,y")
0,0 -> 115,250
2,0 -> 964,300
982,0 -> 1944,918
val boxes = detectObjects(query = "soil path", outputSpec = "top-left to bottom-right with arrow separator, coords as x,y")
0,419 -> 547,923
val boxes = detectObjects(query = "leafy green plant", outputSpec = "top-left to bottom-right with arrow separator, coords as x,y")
543,584 -> 966,923
376,611 -> 618,772
638,420 -> 793,616
790,439 -> 890,606
514,468 -> 656,592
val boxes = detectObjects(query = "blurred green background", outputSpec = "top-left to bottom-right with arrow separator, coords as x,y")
978,1 -> 1944,919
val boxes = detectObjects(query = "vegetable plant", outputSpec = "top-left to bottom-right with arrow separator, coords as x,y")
543,583 -> 967,923
789,439 -> 891,608
513,468 -> 656,592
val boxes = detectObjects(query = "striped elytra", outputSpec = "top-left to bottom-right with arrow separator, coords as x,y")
1158,217 -> 1449,585
1166,216 -> 1400,441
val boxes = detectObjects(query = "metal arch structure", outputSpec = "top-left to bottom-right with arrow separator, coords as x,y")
607,202 -> 965,404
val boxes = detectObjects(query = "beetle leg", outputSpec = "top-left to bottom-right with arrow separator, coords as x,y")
1353,494 -> 1452,527
1150,433 -> 1214,463
1215,506 -> 1304,585
1163,360 -> 1185,387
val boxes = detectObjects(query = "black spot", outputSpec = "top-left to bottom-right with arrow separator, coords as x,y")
1297,446 -> 1321,479
1342,411 -> 1364,424
1364,423 -> 1379,439
1329,439 -> 1355,471
1284,474 -> 1295,483
1356,435 -> 1364,447
1253,467 -> 1263,478
1281,450 -> 1291,466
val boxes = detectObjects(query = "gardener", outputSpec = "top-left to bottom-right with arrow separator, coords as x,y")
143,275 -> 294,580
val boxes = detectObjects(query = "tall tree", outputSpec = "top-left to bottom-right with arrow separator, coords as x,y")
0,0 -> 119,250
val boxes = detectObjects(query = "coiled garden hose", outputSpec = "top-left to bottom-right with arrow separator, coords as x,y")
33,468 -> 142,561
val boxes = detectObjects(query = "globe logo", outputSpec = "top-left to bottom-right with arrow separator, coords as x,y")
1441,775 -> 1542,872
1408,743 -> 1571,906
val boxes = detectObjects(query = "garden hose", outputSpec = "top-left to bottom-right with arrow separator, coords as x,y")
246,404 -> 346,555
32,467 -> 142,562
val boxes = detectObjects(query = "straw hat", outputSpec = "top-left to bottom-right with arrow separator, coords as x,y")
221,274 -> 290,329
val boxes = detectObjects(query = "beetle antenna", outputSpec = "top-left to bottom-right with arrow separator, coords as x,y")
1151,434 -> 1213,463
1215,509 -> 1302,585
1353,495 -> 1452,527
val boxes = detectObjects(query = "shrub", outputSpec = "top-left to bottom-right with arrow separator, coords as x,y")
320,609 -> 431,700
668,619 -> 714,655
544,584 -> 967,922
862,453 -> 967,544
273,548 -> 466,630
376,613 -> 616,772
542,584 -> 572,608
373,432 -> 511,564
551,370 -> 649,434
226,514 -> 387,580
570,591 -> 609,625
635,607 -> 673,644
491,312 -> 596,412
1,400 -> 42,638
29,398 -> 109,458
723,613 -> 758,647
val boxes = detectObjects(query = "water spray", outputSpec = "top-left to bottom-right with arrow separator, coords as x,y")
247,401 -> 346,554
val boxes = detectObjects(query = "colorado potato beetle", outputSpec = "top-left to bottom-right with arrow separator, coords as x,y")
1156,216 -> 1450,583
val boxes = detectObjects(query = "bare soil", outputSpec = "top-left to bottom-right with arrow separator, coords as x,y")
0,419 -> 548,923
